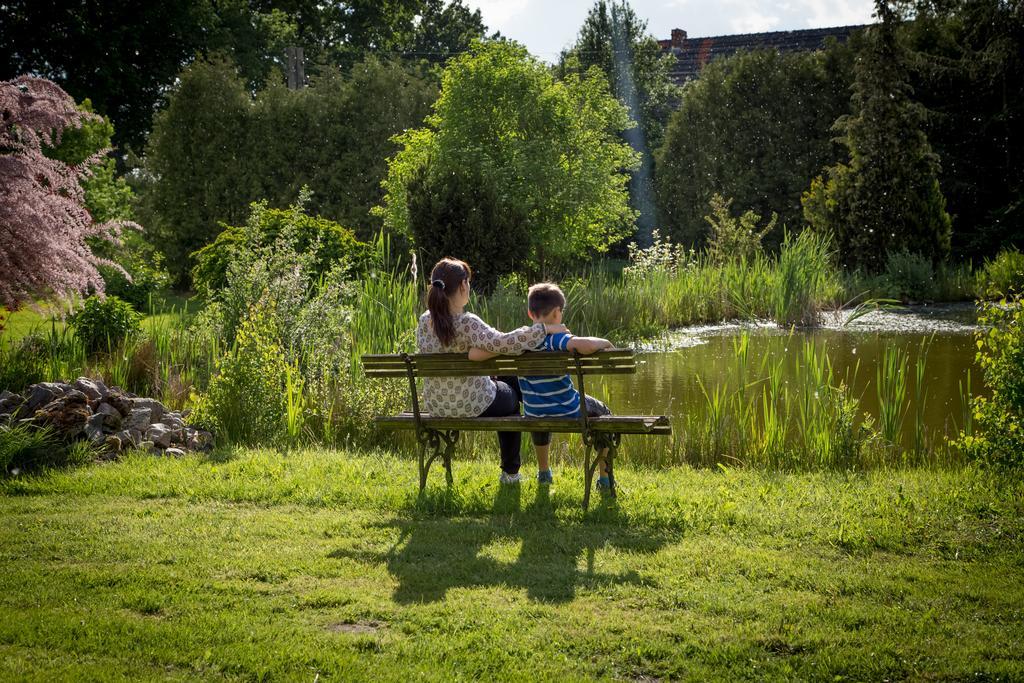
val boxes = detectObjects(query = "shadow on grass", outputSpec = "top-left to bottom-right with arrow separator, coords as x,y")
330,485 -> 671,604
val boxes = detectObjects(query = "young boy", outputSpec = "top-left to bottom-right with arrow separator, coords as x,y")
469,282 -> 615,487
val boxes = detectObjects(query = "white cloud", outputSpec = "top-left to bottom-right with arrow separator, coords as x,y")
468,0 -> 534,28
797,0 -> 875,27
730,11 -> 782,33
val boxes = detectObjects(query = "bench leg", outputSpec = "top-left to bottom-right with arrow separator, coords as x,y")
417,438 -> 430,492
605,435 -> 620,498
439,430 -> 459,487
418,430 -> 458,491
582,442 -> 599,511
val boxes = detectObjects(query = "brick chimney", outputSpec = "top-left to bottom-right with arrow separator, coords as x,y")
671,28 -> 687,49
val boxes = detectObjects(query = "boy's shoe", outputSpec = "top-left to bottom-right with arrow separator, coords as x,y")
537,470 -> 554,485
499,471 -> 522,485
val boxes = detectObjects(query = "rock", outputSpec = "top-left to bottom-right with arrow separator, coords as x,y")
127,397 -> 165,423
129,428 -> 144,446
103,434 -> 123,453
84,413 -> 106,442
146,423 -> 179,449
104,390 -> 134,417
0,413 -> 11,426
95,402 -> 123,430
33,398 -> 91,436
72,377 -> 107,402
187,429 -> 214,452
114,430 -> 137,448
164,447 -> 186,457
138,440 -> 156,453
0,390 -> 23,413
124,407 -> 152,431
25,383 -> 65,412
162,412 -> 185,430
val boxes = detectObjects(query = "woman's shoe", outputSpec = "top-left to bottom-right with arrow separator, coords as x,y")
537,470 -> 554,485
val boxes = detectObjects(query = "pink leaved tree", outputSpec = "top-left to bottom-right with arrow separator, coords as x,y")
0,75 -> 132,319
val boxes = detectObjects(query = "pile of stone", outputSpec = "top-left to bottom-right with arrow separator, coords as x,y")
0,378 -> 213,456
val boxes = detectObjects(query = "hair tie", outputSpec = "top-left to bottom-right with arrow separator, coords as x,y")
431,279 -> 446,291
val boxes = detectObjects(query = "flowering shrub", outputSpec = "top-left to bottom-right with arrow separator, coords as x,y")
0,76 -> 131,310
623,230 -> 696,280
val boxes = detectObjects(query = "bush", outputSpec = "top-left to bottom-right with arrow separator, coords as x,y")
884,250 -> 937,302
190,205 -> 373,299
956,297 -> 1024,467
704,194 -> 776,265
407,163 -> 530,291
978,247 -> 1024,299
68,295 -> 143,352
189,299 -> 288,445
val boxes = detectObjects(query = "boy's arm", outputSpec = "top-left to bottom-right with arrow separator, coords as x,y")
468,347 -> 499,361
566,336 -> 614,355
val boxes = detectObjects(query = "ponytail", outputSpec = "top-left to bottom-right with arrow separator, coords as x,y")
426,257 -> 472,347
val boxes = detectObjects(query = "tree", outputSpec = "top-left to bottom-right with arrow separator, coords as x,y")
803,1 -> 952,270
0,76 -> 126,311
656,45 -> 855,249
0,0 -> 299,151
377,40 -> 640,275
139,57 -> 252,286
0,1 -> 490,151
138,55 -> 436,286
559,1 -> 678,242
901,0 -> 1024,259
406,162 -> 530,291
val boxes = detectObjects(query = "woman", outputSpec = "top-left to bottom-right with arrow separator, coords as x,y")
416,257 -> 567,483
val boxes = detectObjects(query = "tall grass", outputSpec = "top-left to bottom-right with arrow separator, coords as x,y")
477,231 -> 843,341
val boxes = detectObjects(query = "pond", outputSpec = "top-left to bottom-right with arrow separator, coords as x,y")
587,304 -> 985,467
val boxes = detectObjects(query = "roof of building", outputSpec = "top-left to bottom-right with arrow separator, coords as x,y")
659,25 -> 870,84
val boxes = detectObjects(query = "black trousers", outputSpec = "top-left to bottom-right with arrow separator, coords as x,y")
478,376 -> 523,474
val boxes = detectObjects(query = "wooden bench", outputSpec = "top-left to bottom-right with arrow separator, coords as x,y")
361,349 -> 671,509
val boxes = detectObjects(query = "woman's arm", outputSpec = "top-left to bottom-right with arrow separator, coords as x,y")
462,315 -> 566,355
468,347 -> 498,361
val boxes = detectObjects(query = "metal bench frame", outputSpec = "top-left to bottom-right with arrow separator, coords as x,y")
362,349 -> 671,510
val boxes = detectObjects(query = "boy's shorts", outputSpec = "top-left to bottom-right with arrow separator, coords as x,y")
531,396 -> 611,447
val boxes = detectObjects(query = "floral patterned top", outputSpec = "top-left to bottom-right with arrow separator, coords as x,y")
415,311 -> 546,417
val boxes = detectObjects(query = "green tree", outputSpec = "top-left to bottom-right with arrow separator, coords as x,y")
377,40 -> 640,275
138,55 -> 435,286
0,0 -> 299,150
406,163 -> 530,291
559,1 -> 678,242
901,0 -> 1024,259
0,1 -> 484,151
803,1 -> 952,270
559,1 -> 677,153
139,57 -> 252,286
656,45 -> 854,249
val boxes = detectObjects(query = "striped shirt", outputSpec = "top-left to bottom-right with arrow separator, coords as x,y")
520,333 -> 581,418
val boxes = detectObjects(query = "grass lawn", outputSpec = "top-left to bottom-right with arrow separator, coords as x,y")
1,449 -> 1022,681
1,292 -> 197,345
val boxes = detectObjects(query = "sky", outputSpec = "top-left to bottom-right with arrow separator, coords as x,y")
465,0 -> 876,62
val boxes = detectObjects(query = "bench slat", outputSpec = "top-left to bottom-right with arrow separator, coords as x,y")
375,413 -> 671,435
361,349 -> 638,377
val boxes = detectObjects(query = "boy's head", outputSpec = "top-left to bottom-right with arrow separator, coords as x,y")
527,282 -> 566,323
